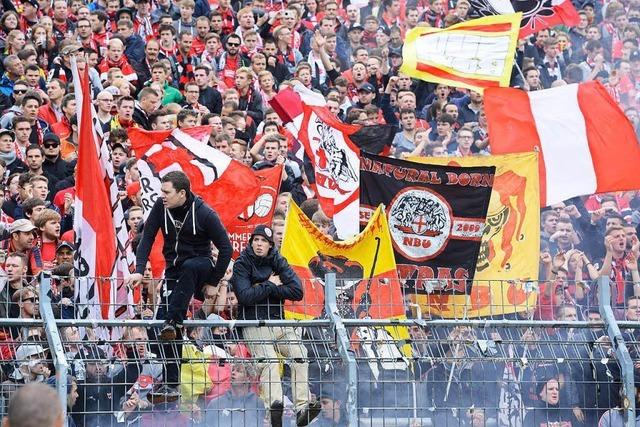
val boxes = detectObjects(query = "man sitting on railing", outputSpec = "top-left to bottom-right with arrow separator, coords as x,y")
232,224 -> 320,427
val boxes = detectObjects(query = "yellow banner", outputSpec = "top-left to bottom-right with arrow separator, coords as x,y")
281,202 -> 411,356
409,153 -> 539,317
400,14 -> 521,93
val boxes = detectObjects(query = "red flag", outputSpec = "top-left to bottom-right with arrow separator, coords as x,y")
270,85 -> 360,239
128,126 -> 262,226
468,0 -> 579,38
227,165 -> 282,258
73,60 -> 117,320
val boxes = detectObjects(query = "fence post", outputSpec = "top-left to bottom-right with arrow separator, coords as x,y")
39,272 -> 69,426
324,273 -> 358,426
598,276 -> 636,426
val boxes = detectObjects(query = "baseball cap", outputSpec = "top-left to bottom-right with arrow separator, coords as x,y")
389,47 -> 403,57
250,224 -> 274,245
378,26 -> 391,36
348,23 -> 364,33
10,219 -> 36,234
43,133 -> 60,145
24,0 -> 38,8
60,45 -> 81,56
0,129 -> 15,140
56,241 -> 75,252
357,82 -> 376,93
15,343 -> 47,361
116,7 -> 134,20
104,86 -> 121,97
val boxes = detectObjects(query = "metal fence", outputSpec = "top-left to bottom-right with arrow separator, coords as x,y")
0,274 -> 638,426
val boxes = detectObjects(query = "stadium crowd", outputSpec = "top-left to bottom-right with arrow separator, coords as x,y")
0,0 -> 638,425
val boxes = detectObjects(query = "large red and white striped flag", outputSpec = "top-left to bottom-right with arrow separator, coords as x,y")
128,126 -> 262,227
270,84 -> 360,239
73,57 -> 134,320
486,82 -> 640,206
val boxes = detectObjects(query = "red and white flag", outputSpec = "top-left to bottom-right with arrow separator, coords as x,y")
270,85 -> 360,239
73,58 -> 134,320
227,165 -> 282,258
128,126 -> 261,227
468,0 -> 580,38
485,81 -> 640,206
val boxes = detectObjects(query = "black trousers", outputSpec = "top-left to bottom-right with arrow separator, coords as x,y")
156,256 -> 216,386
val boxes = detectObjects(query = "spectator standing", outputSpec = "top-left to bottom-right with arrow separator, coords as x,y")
233,224 -> 320,427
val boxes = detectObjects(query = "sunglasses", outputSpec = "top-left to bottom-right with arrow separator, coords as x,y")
22,297 -> 37,303
13,90 -> 27,95
227,42 -> 240,47
44,143 -> 59,148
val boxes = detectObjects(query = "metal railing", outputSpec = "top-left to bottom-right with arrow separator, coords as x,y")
0,274 -> 637,426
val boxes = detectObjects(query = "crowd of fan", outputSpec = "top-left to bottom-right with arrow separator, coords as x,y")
0,0 -> 637,424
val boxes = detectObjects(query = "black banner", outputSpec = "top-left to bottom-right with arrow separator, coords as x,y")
359,152 -> 495,294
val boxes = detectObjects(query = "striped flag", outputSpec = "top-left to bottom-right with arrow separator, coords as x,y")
270,84 -> 361,239
469,0 -> 580,38
485,82 -> 640,206
400,14 -> 521,93
73,57 -> 134,320
128,126 -> 262,227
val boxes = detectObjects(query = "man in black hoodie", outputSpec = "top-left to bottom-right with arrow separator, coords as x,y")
232,225 -> 320,427
125,171 -> 232,393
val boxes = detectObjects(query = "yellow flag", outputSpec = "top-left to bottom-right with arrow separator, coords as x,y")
281,202 -> 411,355
409,153 -> 539,317
400,14 -> 521,93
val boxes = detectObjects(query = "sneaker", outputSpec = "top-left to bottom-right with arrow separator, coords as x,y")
159,321 -> 177,341
148,385 -> 180,405
270,400 -> 284,427
296,400 -> 322,426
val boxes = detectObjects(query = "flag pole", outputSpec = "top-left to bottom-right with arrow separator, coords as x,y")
514,61 -> 527,86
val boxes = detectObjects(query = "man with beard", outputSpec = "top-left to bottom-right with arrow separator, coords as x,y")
217,33 -> 250,89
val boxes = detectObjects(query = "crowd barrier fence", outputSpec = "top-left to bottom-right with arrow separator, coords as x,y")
0,274 -> 636,426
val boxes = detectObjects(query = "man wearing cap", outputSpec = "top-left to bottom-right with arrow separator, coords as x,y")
1,342 -> 50,416
4,220 -> 36,257
316,387 -> 348,427
0,130 -> 26,175
354,82 -> 377,109
344,24 -> 364,66
232,224 -> 320,427
41,133 -> 69,183
55,241 -> 74,266
19,0 -> 40,35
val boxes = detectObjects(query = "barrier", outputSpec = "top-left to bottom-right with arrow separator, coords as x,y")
0,274 -> 637,426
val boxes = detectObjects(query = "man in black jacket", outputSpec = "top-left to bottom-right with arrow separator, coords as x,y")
125,171 -> 232,393
232,225 -> 320,427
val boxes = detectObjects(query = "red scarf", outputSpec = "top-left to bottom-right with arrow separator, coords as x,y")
175,50 -> 195,91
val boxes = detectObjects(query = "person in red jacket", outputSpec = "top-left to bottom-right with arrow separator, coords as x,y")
97,38 -> 138,86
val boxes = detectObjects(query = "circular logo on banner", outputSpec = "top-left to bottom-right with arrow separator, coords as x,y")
253,193 -> 274,218
388,187 -> 452,261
